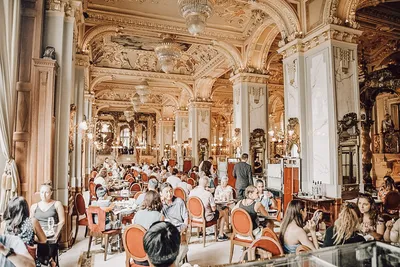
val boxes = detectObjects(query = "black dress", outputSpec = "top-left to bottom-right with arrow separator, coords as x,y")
323,226 -> 366,247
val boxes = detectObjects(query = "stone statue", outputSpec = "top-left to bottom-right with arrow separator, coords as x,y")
43,46 -> 56,60
382,113 -> 395,134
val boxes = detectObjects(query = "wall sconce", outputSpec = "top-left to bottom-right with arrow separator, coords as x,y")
268,128 -> 274,136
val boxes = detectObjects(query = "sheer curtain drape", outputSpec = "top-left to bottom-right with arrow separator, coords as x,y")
0,0 -> 21,213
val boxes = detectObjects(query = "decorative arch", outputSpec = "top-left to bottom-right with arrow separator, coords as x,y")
211,40 -> 244,70
173,82 -> 194,99
265,52 -> 280,70
96,104 -> 111,114
81,25 -> 124,52
248,0 -> 301,41
90,75 -> 115,92
210,85 -> 228,98
161,94 -> 179,107
146,107 -> 162,119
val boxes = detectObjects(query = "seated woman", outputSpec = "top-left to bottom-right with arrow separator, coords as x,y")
357,193 -> 384,240
133,190 -> 164,230
384,210 -> 400,243
30,183 -> 65,229
279,200 -> 319,253
160,183 -> 188,232
255,179 -> 277,211
324,202 -> 365,247
1,196 -> 47,246
215,176 -> 233,201
233,185 -> 270,238
177,174 -> 192,195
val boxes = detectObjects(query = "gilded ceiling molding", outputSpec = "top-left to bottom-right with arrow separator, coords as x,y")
75,54 -> 90,67
162,94 -> 180,107
90,67 -> 194,83
265,52 -> 279,70
248,0 -> 302,45
333,0 -> 383,29
210,85 -> 229,98
211,40 -> 244,71
277,24 -> 362,59
230,73 -> 269,85
89,75 -> 115,93
244,22 -> 275,69
81,25 -> 124,53
258,26 -> 280,70
95,104 -> 111,114
194,76 -> 217,99
173,81 -> 195,99
193,54 -> 226,79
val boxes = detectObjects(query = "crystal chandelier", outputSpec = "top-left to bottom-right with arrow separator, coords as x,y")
178,0 -> 214,36
135,80 -> 150,103
131,93 -> 141,111
155,34 -> 181,73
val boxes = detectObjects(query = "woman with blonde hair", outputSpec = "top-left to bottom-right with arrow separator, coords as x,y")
323,202 -> 365,247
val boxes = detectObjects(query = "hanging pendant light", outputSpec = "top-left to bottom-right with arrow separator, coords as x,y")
178,0 -> 214,36
154,34 -> 181,73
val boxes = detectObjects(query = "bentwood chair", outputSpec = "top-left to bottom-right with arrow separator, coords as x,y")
122,224 -> 148,267
174,187 -> 187,202
125,174 -> 134,181
87,206 -> 122,261
261,227 -> 279,242
296,245 -> 312,255
230,208 -> 255,263
232,188 -> 237,200
130,183 -> 142,193
72,193 -> 88,246
249,236 -> 284,258
187,196 -> 218,247
187,178 -> 196,187
133,170 -> 139,178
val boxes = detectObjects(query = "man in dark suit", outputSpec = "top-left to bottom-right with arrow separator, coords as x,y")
233,153 -> 253,199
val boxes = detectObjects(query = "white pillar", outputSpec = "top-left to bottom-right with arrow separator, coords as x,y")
188,101 -> 212,165
278,24 -> 362,197
175,110 -> 189,171
158,120 -> 174,158
230,73 -> 268,155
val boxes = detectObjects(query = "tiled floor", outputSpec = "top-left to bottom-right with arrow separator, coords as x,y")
59,226 -> 243,267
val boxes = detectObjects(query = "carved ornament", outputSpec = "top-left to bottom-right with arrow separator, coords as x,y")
46,0 -> 62,11
230,72 -> 268,85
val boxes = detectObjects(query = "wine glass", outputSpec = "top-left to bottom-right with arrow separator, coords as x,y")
48,217 -> 55,231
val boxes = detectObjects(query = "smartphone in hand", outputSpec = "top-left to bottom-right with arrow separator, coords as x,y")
312,211 -> 322,224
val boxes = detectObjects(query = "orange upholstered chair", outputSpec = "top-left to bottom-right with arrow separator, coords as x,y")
125,174 -> 133,181
141,172 -> 149,183
87,206 -> 122,261
296,245 -> 312,255
261,227 -> 279,242
229,208 -> 255,263
187,196 -> 218,247
133,170 -> 139,178
89,182 -> 98,201
174,187 -> 187,202
127,177 -> 135,184
190,172 -> 197,179
130,183 -> 142,193
248,236 -> 284,257
134,191 -> 142,199
187,178 -> 196,187
72,193 -> 88,245
276,198 -> 282,221
232,188 -> 237,200
122,224 -> 148,267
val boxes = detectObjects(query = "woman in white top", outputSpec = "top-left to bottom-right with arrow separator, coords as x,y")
215,176 -> 233,201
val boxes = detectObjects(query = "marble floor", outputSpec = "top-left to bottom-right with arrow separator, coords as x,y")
59,226 -> 243,267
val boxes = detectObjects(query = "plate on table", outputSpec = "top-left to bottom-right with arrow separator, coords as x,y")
44,230 -> 55,238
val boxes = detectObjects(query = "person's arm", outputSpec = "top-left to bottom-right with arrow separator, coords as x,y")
384,220 -> 394,242
32,218 -> 47,244
0,242 -> 35,267
248,165 -> 253,185
269,197 -> 277,209
302,221 -> 319,250
181,201 -> 189,229
29,204 -> 37,219
390,219 -> 400,243
254,202 -> 269,217
55,201 -> 65,227
210,194 -> 216,212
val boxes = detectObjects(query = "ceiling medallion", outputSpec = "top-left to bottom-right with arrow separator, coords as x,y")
155,34 -> 181,73
135,80 -> 150,103
178,0 -> 215,36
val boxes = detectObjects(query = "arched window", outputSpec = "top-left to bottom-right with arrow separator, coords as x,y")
121,128 -> 130,148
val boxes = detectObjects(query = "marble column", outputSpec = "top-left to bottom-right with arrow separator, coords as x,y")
83,91 -> 94,189
278,24 -> 362,197
158,120 -> 174,159
229,73 -> 268,155
175,110 -> 189,171
188,101 -> 212,165
43,4 -> 75,204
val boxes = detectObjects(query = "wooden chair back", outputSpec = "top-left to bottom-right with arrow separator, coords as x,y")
130,183 -> 142,192
89,182 -> 97,200
261,227 -> 279,242
127,177 -> 135,184
125,174 -> 133,181
141,172 -> 149,182
133,170 -> 139,177
187,178 -> 196,187
87,206 -> 106,233
108,172 -> 113,177
232,188 -> 237,200
134,191 -> 142,199
123,224 -> 147,266
75,193 -> 86,216
296,245 -> 312,255
174,187 -> 187,202
190,172 -> 197,179
231,208 -> 254,239
276,198 -> 282,221
187,196 -> 205,220
249,236 -> 284,257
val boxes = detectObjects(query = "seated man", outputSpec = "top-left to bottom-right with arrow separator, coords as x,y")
144,221 -> 180,267
189,177 -> 229,241
0,235 -> 36,267
166,168 -> 181,188
215,176 -> 233,201
255,179 -> 277,211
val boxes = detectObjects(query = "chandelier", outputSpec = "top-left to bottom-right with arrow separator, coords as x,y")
155,34 -> 181,73
131,93 -> 141,111
178,0 -> 214,36
124,111 -> 135,122
135,80 -> 150,103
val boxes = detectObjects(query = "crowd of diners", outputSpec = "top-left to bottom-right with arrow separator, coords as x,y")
0,154 -> 399,267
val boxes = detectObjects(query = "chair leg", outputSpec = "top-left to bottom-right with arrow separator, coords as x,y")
104,234 -> 109,261
214,223 -> 218,241
87,236 -> 93,258
72,217 -> 79,246
119,233 -> 123,253
84,226 -> 88,237
203,225 -> 206,247
229,241 -> 234,263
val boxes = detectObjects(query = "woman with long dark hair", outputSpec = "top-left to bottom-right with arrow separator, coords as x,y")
279,200 -> 319,253
1,196 -> 46,246
357,193 -> 384,240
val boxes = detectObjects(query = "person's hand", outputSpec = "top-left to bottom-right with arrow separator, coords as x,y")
0,243 -> 5,254
386,220 -> 394,228
305,220 -> 316,233
266,191 -> 273,198
361,222 -> 371,234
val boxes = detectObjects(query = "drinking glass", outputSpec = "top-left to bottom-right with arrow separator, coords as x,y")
48,217 -> 55,231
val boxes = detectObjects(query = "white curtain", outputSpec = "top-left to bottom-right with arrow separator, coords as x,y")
0,0 -> 21,213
